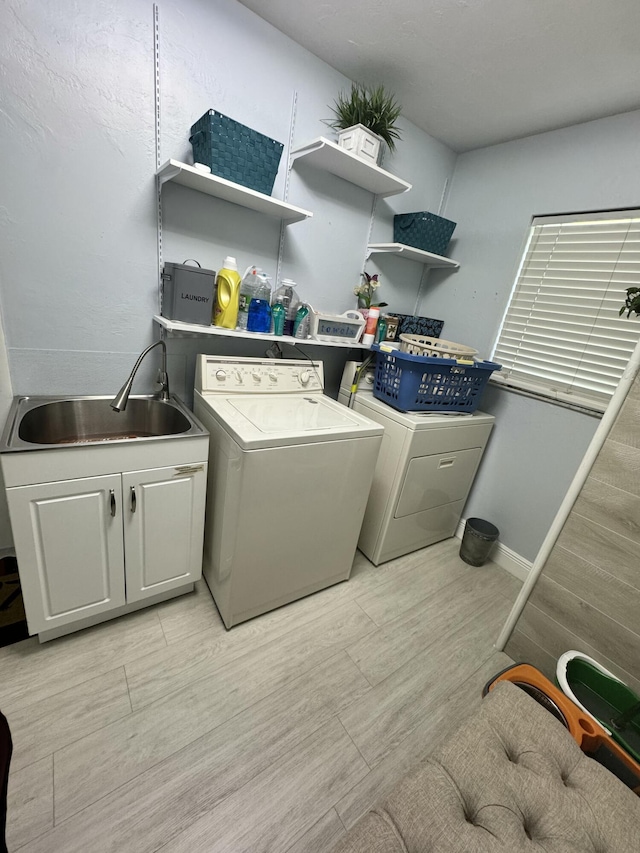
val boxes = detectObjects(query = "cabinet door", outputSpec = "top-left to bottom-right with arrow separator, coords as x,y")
7,475 -> 126,635
123,463 -> 206,603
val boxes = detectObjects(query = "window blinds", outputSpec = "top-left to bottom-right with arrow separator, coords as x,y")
491,210 -> 640,411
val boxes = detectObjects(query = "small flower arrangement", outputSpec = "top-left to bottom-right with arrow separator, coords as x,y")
354,272 -> 380,309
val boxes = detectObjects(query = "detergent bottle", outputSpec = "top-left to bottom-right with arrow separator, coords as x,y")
246,272 -> 273,333
271,295 -> 286,336
213,256 -> 242,329
361,306 -> 380,347
293,303 -> 310,339
237,266 -> 262,330
273,279 -> 300,336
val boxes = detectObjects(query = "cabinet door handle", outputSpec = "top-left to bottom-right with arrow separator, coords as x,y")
109,489 -> 116,517
174,465 -> 204,476
130,486 -> 137,513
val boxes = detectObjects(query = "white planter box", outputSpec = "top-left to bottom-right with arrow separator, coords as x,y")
337,124 -> 383,164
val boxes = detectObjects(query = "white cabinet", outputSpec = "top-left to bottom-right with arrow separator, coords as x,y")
7,474 -> 127,635
5,458 -> 207,639
123,464 -> 206,603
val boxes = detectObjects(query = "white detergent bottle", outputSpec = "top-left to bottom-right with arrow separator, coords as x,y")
237,266 -> 262,330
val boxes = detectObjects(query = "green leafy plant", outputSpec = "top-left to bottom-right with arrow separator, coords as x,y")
327,83 -> 402,152
620,287 -> 640,318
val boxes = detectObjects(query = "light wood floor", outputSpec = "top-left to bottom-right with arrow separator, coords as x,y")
2,539 -> 519,853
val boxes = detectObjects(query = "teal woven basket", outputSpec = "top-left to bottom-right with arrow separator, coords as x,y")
393,211 -> 456,256
189,110 -> 284,196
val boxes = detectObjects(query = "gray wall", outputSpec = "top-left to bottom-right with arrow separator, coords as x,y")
0,0 -> 456,410
505,371 -> 640,694
0,0 -> 457,554
421,110 -> 640,561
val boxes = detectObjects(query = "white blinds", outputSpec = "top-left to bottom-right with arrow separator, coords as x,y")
491,211 -> 640,411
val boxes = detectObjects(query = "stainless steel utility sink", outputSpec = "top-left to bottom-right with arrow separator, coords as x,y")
0,395 -> 206,452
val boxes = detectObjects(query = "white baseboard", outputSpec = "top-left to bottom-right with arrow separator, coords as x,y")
455,519 -> 531,583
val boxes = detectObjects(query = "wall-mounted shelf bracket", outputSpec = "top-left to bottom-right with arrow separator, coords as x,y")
367,242 -> 459,268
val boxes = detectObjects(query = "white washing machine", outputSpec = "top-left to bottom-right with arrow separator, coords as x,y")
339,361 -> 495,565
194,355 -> 383,628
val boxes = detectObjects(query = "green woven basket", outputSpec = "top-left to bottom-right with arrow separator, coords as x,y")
393,211 -> 456,256
189,110 -> 284,196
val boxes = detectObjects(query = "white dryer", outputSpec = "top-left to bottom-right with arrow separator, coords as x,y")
339,362 -> 495,565
194,355 -> 383,628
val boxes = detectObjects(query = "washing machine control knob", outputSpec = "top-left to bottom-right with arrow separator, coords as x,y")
215,369 -> 227,381
299,370 -> 311,386
269,372 -> 277,382
252,371 -> 262,382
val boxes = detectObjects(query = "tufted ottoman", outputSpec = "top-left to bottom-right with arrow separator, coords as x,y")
333,680 -> 640,852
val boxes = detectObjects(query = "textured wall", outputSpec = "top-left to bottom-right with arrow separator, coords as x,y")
0,0 -> 456,405
422,109 -> 640,561
505,372 -> 640,693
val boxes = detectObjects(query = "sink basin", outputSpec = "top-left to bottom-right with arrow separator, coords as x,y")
0,395 -> 206,452
19,398 -> 191,444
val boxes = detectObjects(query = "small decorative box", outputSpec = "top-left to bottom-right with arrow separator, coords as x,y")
384,314 -> 444,341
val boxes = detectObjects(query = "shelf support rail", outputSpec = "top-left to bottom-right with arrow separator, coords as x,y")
154,3 -> 164,316
362,145 -> 382,268
277,89 -> 298,284
414,175 -> 452,315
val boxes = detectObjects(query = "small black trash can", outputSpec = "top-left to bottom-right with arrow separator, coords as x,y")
459,518 -> 499,567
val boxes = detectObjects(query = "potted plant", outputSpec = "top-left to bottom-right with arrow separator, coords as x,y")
327,83 -> 402,165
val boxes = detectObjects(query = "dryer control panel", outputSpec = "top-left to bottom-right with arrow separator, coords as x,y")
195,355 -> 324,394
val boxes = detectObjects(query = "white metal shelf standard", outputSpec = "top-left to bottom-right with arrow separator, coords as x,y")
153,315 -> 370,350
290,137 -> 412,197
367,242 -> 460,268
156,160 -> 313,223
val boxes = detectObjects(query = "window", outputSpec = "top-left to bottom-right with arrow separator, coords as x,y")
491,210 -> 640,412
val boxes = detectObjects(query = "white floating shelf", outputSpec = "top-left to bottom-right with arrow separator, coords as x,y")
154,316 -> 369,350
367,242 -> 459,268
156,160 -> 313,223
291,138 -> 412,197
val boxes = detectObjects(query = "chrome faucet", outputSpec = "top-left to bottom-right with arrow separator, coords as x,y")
110,340 -> 170,412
